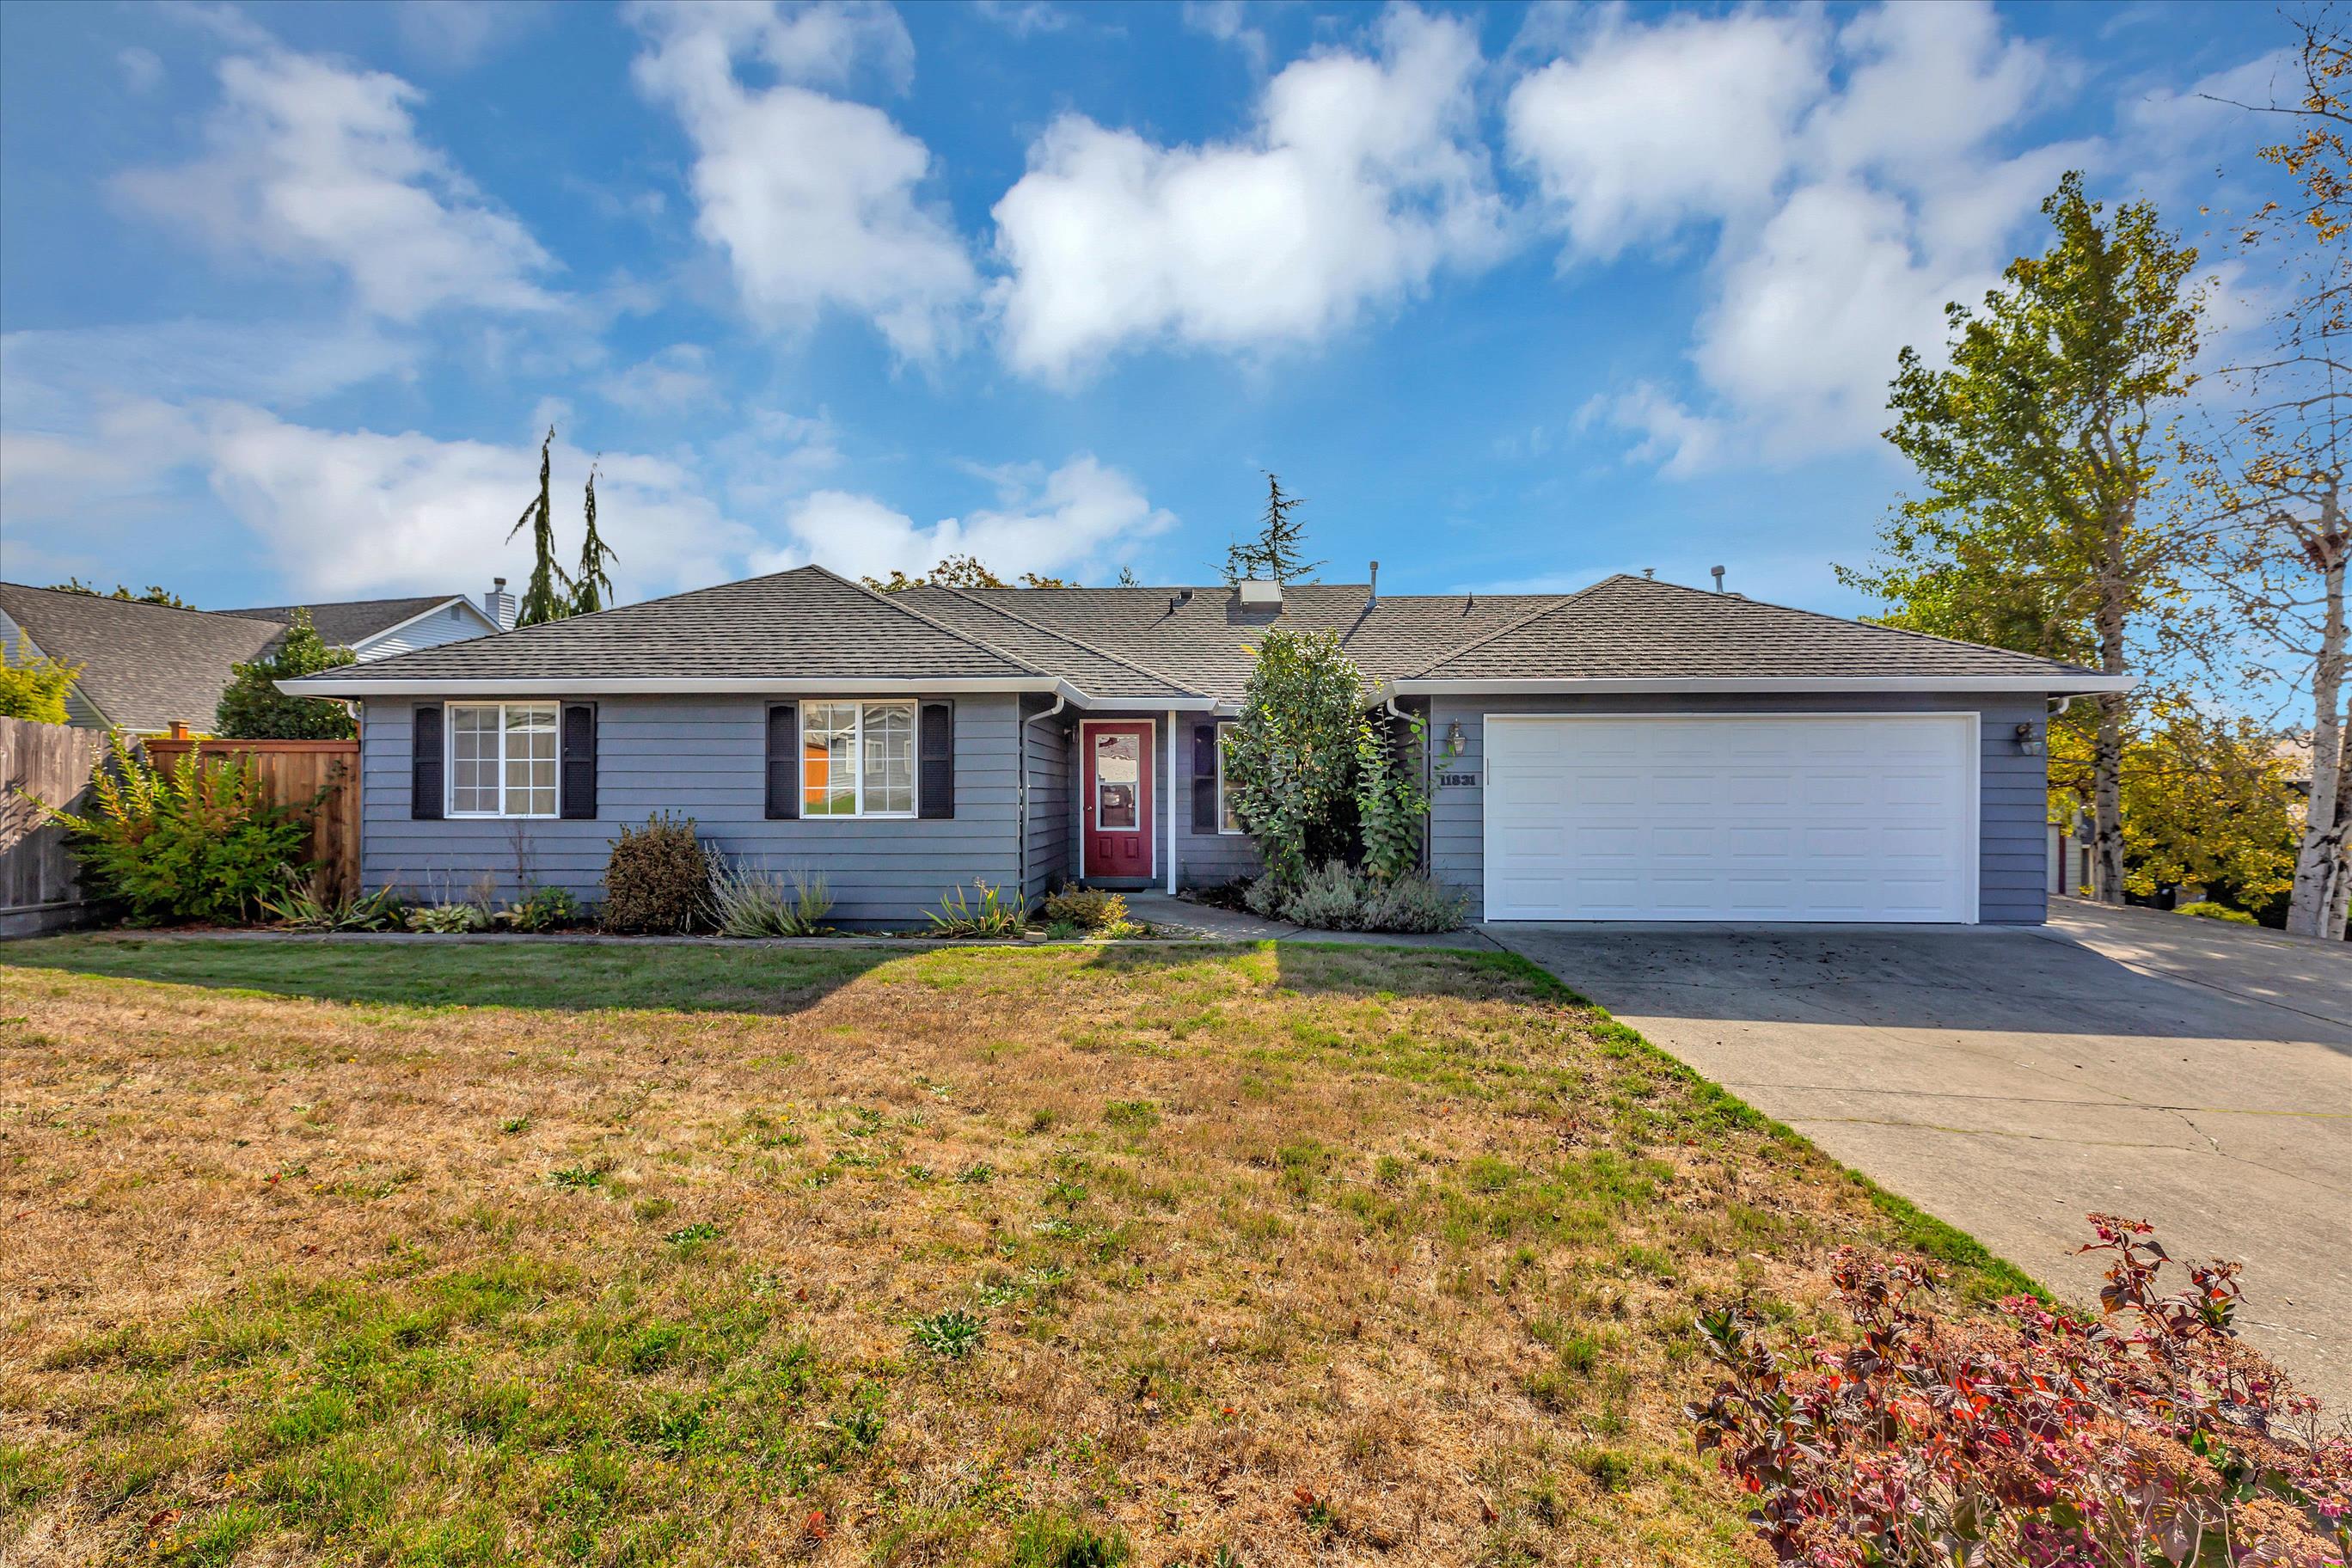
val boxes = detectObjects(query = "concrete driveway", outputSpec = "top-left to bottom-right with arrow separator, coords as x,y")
1485,901 -> 2352,1409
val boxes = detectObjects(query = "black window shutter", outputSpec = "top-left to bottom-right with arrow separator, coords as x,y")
917,701 -> 954,819
766,703 -> 799,819
411,704 -> 444,820
1191,720 -> 1221,834
560,702 -> 597,819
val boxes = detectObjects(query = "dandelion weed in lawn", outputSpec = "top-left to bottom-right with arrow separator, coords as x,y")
0,936 -> 2036,1564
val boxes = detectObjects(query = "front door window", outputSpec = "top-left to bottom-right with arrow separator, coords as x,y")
1095,733 -> 1139,829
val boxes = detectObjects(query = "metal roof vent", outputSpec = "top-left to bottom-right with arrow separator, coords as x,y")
1235,579 -> 1283,608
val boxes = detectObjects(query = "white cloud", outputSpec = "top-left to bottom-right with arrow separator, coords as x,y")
1577,382 -> 1724,478
628,1 -> 976,359
1182,0 -> 1268,74
201,409 -> 753,599
1504,9 -> 1824,260
394,0 -> 545,70
597,343 -> 721,413
753,456 -> 1174,582
118,46 -> 165,94
1512,0 -> 2093,470
991,5 -> 1506,379
112,47 -> 555,320
974,1 -> 1073,39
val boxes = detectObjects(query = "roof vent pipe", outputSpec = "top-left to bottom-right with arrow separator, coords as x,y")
1710,565 -> 1725,592
1368,560 -> 1379,606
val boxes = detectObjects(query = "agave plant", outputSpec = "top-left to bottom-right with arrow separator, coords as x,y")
925,879 -> 1029,938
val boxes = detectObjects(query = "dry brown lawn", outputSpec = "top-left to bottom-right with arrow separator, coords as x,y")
0,936 -> 2024,1567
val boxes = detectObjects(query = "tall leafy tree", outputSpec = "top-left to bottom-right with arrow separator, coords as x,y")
861,555 -> 1069,592
0,633 -> 79,723
571,462 -> 619,616
2188,13 -> 2351,936
213,609 -> 357,739
1224,473 -> 1324,584
506,426 -> 573,628
47,579 -> 193,609
1839,172 -> 2207,903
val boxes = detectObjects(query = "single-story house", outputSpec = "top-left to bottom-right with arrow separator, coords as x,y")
0,579 -> 512,734
279,566 -> 2131,928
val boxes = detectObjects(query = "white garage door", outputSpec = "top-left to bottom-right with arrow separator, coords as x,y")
1483,714 -> 1978,922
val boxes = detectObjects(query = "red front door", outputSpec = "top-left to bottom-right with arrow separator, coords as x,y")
1082,721 -> 1153,879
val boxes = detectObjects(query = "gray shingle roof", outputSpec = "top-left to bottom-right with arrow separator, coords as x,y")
1410,575 -> 2106,681
270,567 -> 2114,701
286,567 -> 1037,685
0,583 -> 284,733
918,583 -> 1564,701
217,594 -> 478,648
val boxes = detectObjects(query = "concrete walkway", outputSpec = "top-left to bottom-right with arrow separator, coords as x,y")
1485,901 -> 2352,1409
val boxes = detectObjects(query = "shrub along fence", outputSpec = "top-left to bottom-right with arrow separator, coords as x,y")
144,726 -> 362,903
0,714 -> 109,937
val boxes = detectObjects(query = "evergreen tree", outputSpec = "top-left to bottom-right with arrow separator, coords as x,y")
506,426 -> 573,628
213,609 -> 357,738
571,461 -> 618,615
1224,473 -> 1323,584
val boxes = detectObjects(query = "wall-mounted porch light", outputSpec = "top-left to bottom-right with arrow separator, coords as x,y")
2014,722 -> 2043,756
1445,719 -> 1466,753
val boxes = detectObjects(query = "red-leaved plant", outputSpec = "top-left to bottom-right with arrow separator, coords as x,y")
1687,1216 -> 2350,1565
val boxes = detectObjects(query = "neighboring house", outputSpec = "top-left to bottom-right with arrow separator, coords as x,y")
217,581 -> 512,661
0,579 -> 513,735
281,567 -> 2132,928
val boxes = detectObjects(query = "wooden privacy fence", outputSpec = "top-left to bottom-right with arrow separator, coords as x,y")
145,732 -> 364,903
1,714 -> 109,937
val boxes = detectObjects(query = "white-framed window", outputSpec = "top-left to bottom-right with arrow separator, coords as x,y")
1216,722 -> 1243,834
803,700 -> 916,818
449,702 -> 557,818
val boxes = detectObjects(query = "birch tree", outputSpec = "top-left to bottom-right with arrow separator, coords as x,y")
1844,173 -> 2207,903
2193,10 -> 2351,936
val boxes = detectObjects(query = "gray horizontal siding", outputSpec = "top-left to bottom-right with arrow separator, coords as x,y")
359,695 -> 1024,927
1023,696 -> 1071,897
1428,692 -> 2049,926
356,603 -> 496,662
1179,715 -> 1260,888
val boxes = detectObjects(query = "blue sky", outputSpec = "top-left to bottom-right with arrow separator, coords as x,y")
0,0 -> 2293,616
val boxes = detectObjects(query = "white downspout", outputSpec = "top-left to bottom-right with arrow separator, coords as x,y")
1020,695 -> 1067,896
1166,709 -> 1178,894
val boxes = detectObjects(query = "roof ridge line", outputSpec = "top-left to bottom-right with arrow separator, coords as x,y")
810,564 -> 1052,678
0,581 -> 287,628
1404,578 -> 1609,678
923,585 -> 1209,700
1631,575 -> 2102,676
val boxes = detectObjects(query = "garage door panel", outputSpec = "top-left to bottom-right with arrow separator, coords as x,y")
1484,715 -> 1975,923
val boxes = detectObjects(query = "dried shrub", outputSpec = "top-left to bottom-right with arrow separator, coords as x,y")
1245,860 -> 1465,933
707,855 -> 831,937
1687,1215 -> 2352,1565
1042,884 -> 1128,932
600,814 -> 713,934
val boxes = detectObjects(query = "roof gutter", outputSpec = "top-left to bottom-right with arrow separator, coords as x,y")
274,673 -> 1222,709
1388,675 -> 2140,696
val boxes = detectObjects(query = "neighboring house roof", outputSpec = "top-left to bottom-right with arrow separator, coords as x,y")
283,567 -> 1050,693
217,594 -> 492,650
0,583 -> 283,733
279,565 -> 2129,705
